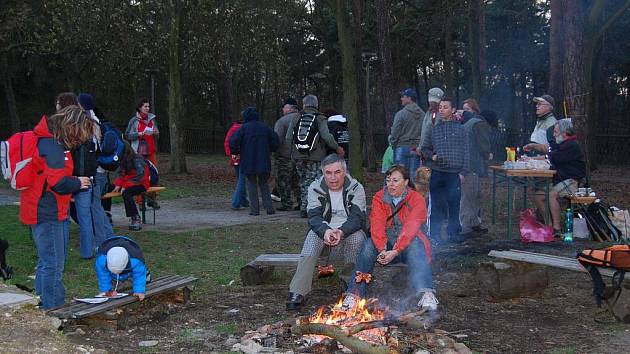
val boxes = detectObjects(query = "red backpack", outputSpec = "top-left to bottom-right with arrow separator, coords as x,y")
1,131 -> 39,190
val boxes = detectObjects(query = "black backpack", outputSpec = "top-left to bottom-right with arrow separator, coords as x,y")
293,112 -> 320,154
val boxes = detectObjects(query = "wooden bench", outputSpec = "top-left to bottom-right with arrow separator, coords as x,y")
48,275 -> 197,327
240,254 -> 301,285
102,186 -> 166,224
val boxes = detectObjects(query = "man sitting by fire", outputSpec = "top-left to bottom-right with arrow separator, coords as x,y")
338,165 -> 438,312
286,154 -> 367,311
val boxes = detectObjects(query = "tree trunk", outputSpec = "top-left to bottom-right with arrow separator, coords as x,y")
167,0 -> 188,174
468,0 -> 482,99
562,0 -> 588,168
334,0 -> 362,180
218,0 -> 233,129
375,0 -> 397,132
1,54 -> 20,133
548,0 -> 564,102
443,10 -> 455,96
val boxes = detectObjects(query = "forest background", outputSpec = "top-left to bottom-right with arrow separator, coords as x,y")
1,0 -> 629,177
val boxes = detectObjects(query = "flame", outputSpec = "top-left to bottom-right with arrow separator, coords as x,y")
305,295 -> 388,345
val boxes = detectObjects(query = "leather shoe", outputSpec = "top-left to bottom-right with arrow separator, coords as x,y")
286,292 -> 305,311
276,206 -> 292,211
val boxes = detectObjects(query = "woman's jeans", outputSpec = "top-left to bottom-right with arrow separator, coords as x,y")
394,146 -> 421,181
346,238 -> 433,298
73,187 -> 98,259
32,221 -> 67,309
231,165 -> 249,209
93,172 -> 114,242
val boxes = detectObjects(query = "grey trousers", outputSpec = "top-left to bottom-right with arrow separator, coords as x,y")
246,173 -> 273,214
289,229 -> 366,296
459,172 -> 482,233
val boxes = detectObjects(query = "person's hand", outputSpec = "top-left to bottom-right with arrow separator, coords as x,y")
144,129 -> 153,136
324,229 -> 341,246
488,152 -> 493,161
377,250 -> 398,265
112,186 -> 122,193
133,293 -> 145,301
459,174 -> 465,183
105,290 -> 118,297
78,177 -> 92,189
332,229 -> 344,240
336,146 -> 345,157
231,154 -> 240,161
432,154 -> 438,161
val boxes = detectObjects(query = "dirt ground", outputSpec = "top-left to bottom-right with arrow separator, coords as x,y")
3,162 -> 630,353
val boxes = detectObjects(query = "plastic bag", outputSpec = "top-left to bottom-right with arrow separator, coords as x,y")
519,209 -> 554,243
610,209 -> 630,240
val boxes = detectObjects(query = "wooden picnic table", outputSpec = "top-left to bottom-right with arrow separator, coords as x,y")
102,186 -> 166,224
490,166 -> 556,238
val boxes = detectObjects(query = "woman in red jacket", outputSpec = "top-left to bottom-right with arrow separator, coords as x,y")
339,165 -> 438,312
112,142 -> 150,231
20,106 -> 94,309
224,118 -> 248,210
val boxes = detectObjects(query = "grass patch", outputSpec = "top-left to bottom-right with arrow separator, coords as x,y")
549,347 -> 576,354
215,323 -> 239,335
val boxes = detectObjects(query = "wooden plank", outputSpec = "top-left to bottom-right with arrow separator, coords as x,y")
489,165 -> 556,177
569,196 -> 597,204
252,254 -> 301,266
102,186 -> 166,199
50,275 -> 197,319
488,250 -> 616,277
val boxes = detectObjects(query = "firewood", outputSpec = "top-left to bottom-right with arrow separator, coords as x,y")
292,323 -> 390,354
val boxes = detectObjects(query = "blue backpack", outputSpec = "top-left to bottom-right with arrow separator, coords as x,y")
98,122 -> 125,171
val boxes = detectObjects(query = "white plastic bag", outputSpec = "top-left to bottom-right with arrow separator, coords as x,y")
573,217 -> 590,239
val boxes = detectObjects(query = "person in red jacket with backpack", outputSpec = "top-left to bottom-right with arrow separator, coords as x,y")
20,106 -> 94,309
112,142 -> 150,231
224,118 -> 248,210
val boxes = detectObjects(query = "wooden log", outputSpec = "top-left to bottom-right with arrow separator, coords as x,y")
292,323 -> 390,354
476,260 -> 549,300
240,262 -> 275,285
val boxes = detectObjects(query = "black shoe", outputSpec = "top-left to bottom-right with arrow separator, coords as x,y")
286,292 -> 305,311
277,206 -> 292,212
267,209 -> 275,215
449,234 -> 466,244
300,210 -> 308,218
472,225 -> 489,234
249,211 -> 260,216
293,205 -> 301,211
1,266 -> 13,280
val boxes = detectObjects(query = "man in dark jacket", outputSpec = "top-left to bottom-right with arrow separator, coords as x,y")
230,107 -> 280,216
534,118 -> 585,234
421,97 -> 469,245
286,154 -> 366,310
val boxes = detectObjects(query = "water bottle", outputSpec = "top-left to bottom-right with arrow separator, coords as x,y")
563,208 -> 573,242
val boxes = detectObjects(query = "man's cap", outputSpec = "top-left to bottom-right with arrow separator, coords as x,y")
106,247 -> 129,274
427,87 -> 444,103
78,93 -> 95,111
283,97 -> 298,107
399,88 -> 418,100
533,94 -> 555,108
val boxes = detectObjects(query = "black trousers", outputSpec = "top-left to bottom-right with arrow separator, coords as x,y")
122,185 -> 146,217
0,239 -> 7,269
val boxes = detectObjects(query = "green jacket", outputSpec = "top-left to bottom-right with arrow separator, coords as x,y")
285,107 -> 339,162
389,102 -> 424,149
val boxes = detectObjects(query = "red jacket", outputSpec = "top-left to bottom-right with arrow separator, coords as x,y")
20,116 -> 81,225
224,122 -> 242,166
369,188 -> 432,262
114,157 -> 150,190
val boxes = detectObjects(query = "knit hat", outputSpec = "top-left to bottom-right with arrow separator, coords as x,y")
283,97 -> 298,107
106,247 -> 129,274
78,93 -> 95,111
427,88 -> 444,103
399,88 -> 417,101
533,94 -> 555,109
241,107 -> 259,122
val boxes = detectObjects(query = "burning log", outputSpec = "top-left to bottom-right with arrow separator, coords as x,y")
292,322 -> 392,354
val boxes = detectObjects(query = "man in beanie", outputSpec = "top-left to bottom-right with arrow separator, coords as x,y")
418,87 -> 445,153
389,88 -> 424,181
95,236 -> 149,300
274,98 -> 301,211
524,94 -> 557,155
533,118 -> 585,235
286,94 -> 344,218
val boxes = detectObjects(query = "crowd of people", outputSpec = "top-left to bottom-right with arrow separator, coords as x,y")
10,92 -> 158,309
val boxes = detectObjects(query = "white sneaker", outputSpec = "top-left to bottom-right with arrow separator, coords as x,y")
271,194 -> 281,202
337,293 -> 359,312
418,291 -> 439,311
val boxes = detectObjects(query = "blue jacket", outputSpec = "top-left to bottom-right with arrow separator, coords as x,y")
229,108 -> 279,175
94,237 -> 147,294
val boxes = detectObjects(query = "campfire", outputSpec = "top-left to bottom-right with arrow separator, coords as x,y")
303,296 -> 389,345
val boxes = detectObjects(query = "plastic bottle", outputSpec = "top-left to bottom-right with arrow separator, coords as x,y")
563,208 -> 573,242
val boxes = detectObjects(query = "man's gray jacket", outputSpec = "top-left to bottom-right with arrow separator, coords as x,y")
389,102 -> 425,149
274,111 -> 299,159
306,175 -> 366,240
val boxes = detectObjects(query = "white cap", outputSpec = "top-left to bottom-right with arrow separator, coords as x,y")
427,88 -> 444,103
106,247 -> 129,274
